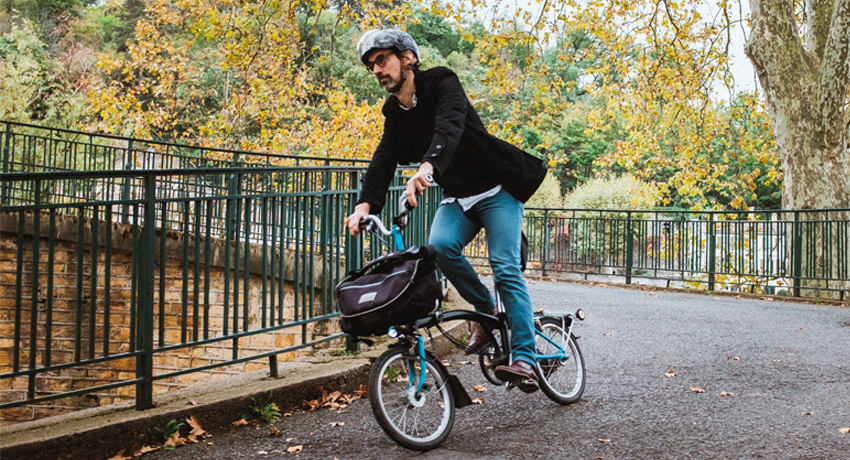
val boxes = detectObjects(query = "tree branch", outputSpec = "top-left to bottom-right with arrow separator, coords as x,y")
816,0 -> 850,144
806,0 -> 835,59
745,0 -> 812,95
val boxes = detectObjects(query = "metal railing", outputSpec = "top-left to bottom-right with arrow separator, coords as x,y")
2,121 -> 849,417
0,120 -> 369,208
513,208 -> 850,298
0,166 -> 441,412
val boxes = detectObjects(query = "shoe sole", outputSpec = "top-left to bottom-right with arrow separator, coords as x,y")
494,367 -> 540,391
515,378 -> 540,394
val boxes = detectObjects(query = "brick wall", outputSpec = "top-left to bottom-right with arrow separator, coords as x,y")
0,211 -> 340,425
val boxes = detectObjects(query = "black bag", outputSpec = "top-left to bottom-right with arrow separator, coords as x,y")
336,245 -> 443,337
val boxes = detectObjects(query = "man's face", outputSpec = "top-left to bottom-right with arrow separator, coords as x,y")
365,48 -> 406,93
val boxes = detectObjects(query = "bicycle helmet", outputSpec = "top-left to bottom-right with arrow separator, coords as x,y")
356,29 -> 420,66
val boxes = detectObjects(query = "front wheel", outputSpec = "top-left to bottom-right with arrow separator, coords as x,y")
535,317 -> 586,405
368,346 -> 455,451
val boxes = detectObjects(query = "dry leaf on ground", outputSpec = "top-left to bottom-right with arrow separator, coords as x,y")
270,427 -> 282,436
720,391 -> 734,397
839,427 -> 850,433
664,371 -> 676,378
329,422 -> 345,427
473,385 -> 488,392
186,415 -> 208,438
131,444 -> 159,457
232,419 -> 249,426
107,450 -> 132,460
690,385 -> 706,393
598,439 -> 611,443
287,445 -> 304,454
471,398 -> 483,404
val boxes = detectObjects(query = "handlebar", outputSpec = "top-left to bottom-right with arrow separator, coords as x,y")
359,193 -> 415,235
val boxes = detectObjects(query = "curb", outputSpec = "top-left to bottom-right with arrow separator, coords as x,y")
0,302 -> 472,460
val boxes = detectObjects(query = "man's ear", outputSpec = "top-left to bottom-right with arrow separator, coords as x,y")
401,50 -> 418,68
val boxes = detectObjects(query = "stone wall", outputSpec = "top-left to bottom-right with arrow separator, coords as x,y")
0,211 -> 339,425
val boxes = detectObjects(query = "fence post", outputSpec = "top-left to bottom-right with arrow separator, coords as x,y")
1,122 -> 11,205
625,211 -> 633,284
345,170 -> 360,354
121,140 -> 134,223
136,174 -> 156,410
708,213 -> 716,291
793,211 -> 802,297
542,209 -> 550,276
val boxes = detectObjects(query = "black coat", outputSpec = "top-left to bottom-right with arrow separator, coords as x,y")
358,66 -> 547,214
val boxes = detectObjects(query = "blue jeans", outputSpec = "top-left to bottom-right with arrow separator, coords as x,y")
428,189 -> 536,365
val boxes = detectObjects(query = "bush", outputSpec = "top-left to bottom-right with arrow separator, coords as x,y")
525,173 -> 564,216
563,174 -> 658,215
561,175 -> 659,265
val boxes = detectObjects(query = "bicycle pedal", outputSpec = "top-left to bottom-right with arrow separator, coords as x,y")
506,378 -> 539,394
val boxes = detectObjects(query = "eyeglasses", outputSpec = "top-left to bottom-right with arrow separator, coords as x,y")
366,51 -> 395,72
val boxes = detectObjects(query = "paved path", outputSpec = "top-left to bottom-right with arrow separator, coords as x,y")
145,280 -> 850,460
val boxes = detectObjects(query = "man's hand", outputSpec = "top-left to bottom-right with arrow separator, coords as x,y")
345,202 -> 371,237
405,162 -> 434,208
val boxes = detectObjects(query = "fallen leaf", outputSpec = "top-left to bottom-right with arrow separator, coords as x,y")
471,398 -> 483,404
287,445 -> 303,454
186,415 -> 208,438
473,385 -> 488,392
329,422 -> 345,427
664,371 -> 676,378
270,427 -> 282,436
802,412 -> 814,416
283,413 -> 293,417
232,419 -> 249,426
258,451 -> 268,455
720,391 -> 734,397
303,399 -> 322,411
840,428 -> 850,433
727,356 -> 741,361
458,361 -> 473,365
108,450 -> 132,460
603,333 -> 613,337
186,400 -> 202,406
441,361 -> 452,367
598,438 -> 611,443
690,386 -> 706,393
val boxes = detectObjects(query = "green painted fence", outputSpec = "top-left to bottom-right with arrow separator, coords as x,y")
1,121 -> 848,417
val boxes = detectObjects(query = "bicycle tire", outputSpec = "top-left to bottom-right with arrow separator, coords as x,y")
535,317 -> 585,405
368,346 -> 455,451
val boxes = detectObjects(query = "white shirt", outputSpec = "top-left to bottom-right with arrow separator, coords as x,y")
441,185 -> 502,212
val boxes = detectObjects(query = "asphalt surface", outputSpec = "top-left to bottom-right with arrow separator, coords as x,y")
143,280 -> 850,460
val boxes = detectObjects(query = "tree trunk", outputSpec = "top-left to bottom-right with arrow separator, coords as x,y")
745,0 -> 850,298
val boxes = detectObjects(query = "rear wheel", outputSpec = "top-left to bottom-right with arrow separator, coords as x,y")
535,317 -> 585,405
368,346 -> 455,450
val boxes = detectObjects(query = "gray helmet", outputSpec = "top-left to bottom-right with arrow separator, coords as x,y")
356,29 -> 420,66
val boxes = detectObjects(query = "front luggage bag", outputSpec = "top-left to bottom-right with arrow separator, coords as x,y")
336,245 -> 443,336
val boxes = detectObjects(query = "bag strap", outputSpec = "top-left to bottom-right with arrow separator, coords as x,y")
347,244 -> 438,277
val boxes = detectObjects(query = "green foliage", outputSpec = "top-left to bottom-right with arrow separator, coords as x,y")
245,392 -> 281,423
525,173 -> 565,215
148,419 -> 185,448
563,174 -> 659,215
407,9 -> 460,58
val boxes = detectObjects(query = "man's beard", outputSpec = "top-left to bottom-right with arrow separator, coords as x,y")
380,70 -> 407,93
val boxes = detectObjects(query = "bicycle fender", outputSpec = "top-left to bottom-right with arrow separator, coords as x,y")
446,373 -> 473,408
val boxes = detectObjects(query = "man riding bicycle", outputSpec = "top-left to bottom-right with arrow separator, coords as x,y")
345,29 -> 547,393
